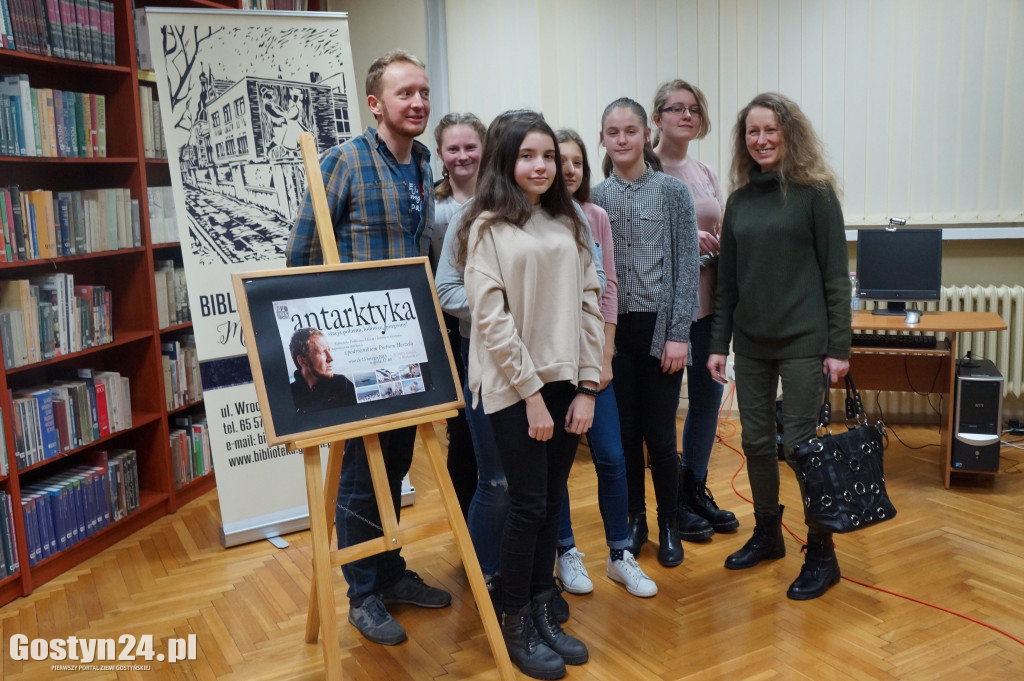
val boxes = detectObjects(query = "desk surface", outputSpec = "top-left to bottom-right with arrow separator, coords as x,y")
852,310 -> 1006,333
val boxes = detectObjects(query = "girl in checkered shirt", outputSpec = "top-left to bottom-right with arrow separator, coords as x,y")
591,97 -> 701,570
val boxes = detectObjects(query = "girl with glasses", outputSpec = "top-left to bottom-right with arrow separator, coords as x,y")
651,80 -> 740,543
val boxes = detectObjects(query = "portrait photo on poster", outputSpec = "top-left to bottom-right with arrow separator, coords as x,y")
234,259 -> 461,444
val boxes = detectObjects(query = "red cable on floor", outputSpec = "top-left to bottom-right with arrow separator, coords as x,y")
713,386 -> 1024,647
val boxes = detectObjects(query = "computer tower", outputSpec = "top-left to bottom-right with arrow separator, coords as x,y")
951,358 -> 1003,472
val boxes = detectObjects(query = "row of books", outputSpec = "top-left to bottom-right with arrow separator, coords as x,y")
244,0 -> 310,10
138,84 -> 166,159
0,491 -> 18,577
162,335 -> 201,410
170,412 -> 212,489
0,277 -> 112,368
0,0 -> 116,64
8,367 -> 130,470
155,260 -> 190,329
1,186 -> 139,263
20,449 -> 140,567
1,74 -> 108,159
147,186 -> 179,244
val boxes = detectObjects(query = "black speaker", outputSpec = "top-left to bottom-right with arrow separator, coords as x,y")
951,359 -> 1003,472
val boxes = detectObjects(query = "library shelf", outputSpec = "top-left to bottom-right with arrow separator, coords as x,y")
0,0 -> 242,605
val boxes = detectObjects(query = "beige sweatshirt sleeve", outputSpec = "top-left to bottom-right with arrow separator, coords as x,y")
465,223 -> 545,402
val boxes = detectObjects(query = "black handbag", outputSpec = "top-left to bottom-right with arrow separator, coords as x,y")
792,374 -> 896,533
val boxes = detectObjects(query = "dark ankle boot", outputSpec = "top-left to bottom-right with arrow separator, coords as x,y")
657,516 -> 684,567
626,513 -> 648,557
502,603 -> 566,680
786,531 -> 841,600
677,467 -> 714,542
725,504 -> 785,570
532,591 -> 588,665
690,471 -> 740,533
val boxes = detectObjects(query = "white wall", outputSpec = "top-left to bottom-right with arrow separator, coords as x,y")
327,0 -> 432,146
445,0 -> 1024,229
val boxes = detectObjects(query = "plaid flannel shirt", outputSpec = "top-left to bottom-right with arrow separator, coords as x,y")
286,127 -> 435,266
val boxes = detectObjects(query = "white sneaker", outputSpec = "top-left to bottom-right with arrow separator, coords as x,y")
556,547 -> 593,594
607,550 -> 657,597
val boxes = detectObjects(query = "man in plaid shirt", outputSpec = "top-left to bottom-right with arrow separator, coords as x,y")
286,50 -> 450,647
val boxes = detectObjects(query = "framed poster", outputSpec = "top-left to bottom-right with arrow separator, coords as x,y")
233,257 -> 463,445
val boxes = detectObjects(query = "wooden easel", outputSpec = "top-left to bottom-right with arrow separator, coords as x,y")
293,132 -> 515,680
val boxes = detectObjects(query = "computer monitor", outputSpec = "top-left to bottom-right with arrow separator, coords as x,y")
856,228 -> 943,316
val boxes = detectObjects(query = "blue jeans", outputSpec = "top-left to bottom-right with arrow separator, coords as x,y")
336,427 -> 416,604
558,381 -> 629,550
614,313 -> 683,524
680,316 -> 725,479
490,382 -> 580,613
462,339 -> 509,578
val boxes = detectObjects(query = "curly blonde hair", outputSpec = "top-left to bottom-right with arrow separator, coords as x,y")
728,92 -> 838,197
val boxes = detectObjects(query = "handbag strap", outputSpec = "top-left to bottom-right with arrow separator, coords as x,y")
817,373 -> 833,430
844,374 -> 868,424
817,372 -> 867,430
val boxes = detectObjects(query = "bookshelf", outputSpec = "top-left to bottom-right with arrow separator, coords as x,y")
0,0 -> 240,606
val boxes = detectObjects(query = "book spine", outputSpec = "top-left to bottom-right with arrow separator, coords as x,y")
0,0 -> 15,51
86,0 -> 98,64
44,0 -> 64,59
94,93 -> 104,157
87,91 -> 98,157
73,0 -> 88,62
74,91 -> 86,157
58,0 -> 77,60
51,88 -> 66,157
56,194 -> 71,255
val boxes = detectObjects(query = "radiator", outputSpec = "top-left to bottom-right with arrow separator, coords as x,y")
855,285 -> 1024,422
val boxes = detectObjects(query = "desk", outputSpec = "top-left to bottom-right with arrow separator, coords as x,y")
849,310 -> 1006,488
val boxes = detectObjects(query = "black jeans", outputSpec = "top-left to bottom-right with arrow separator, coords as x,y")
443,313 -> 476,519
613,312 -> 683,525
489,381 -> 579,613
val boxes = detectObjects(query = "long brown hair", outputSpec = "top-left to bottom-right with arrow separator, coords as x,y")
555,128 -> 591,204
599,97 -> 663,178
728,92 -> 838,197
456,111 -> 589,268
433,112 -> 486,200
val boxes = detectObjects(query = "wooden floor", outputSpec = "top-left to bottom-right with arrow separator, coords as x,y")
2,418 -> 1023,681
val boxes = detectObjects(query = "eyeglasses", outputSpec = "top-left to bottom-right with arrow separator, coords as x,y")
660,104 -> 701,117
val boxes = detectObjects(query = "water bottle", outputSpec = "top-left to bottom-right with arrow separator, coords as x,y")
850,272 -> 860,311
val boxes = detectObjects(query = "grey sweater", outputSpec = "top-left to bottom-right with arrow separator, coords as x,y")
592,169 -> 700,358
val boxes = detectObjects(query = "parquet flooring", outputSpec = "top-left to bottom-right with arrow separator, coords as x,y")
2,418 -> 1023,680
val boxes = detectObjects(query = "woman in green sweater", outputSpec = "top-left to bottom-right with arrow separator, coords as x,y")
707,92 -> 852,601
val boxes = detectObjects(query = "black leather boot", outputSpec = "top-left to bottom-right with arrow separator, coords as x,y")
657,516 -> 684,567
690,471 -> 739,533
625,513 -> 648,557
532,591 -> 588,665
501,602 -> 566,680
677,467 -> 714,542
724,504 -> 785,570
786,531 -> 841,600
